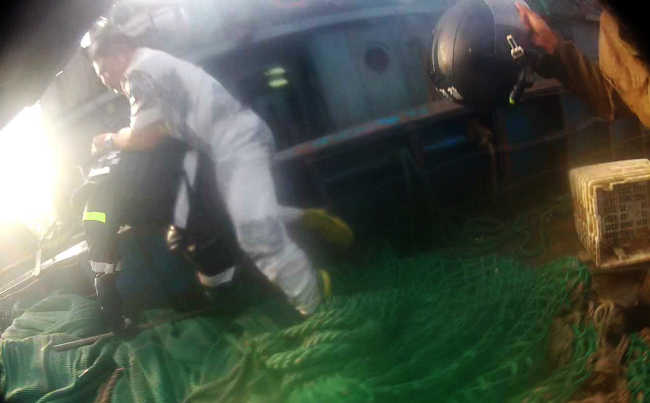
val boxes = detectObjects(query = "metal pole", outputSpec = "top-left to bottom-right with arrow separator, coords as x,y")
53,307 -> 220,352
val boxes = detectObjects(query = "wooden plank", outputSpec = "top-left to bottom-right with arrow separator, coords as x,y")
590,262 -> 650,276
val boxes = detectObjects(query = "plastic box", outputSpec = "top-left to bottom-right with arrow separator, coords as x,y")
570,159 -> 650,269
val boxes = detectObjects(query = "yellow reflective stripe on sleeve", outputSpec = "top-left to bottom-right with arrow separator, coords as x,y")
83,212 -> 106,223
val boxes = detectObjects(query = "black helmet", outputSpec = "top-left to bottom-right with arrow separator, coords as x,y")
430,0 -> 535,109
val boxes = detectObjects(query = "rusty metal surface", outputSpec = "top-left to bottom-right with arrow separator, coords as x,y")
275,79 -> 563,164
274,99 -> 467,163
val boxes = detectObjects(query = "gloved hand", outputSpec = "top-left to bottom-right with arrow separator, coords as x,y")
91,133 -> 115,156
166,225 -> 197,262
166,225 -> 186,253
94,272 -> 131,334
517,4 -> 560,55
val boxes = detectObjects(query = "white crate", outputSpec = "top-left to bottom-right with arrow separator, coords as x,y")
570,159 -> 650,269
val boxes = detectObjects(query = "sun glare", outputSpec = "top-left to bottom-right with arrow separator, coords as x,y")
0,104 -> 56,234
80,32 -> 91,48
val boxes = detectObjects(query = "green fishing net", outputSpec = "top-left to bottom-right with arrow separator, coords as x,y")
0,244 -> 599,403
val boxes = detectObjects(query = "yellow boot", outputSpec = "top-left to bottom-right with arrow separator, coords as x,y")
318,269 -> 333,300
301,209 -> 355,250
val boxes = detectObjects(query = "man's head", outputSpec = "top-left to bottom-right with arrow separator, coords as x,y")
88,22 -> 137,91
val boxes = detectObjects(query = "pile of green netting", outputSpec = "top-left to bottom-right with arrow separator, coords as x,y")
627,334 -> 650,401
0,243 -> 608,403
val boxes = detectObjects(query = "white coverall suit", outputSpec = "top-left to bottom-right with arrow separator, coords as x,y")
120,47 -> 320,314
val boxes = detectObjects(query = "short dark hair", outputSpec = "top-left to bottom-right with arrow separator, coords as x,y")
88,22 -> 136,60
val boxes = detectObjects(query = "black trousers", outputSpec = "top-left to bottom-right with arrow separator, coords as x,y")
204,255 -> 302,326
83,138 -> 241,275
82,140 -> 298,327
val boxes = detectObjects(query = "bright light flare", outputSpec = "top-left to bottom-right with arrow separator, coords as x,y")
0,104 -> 57,234
80,32 -> 92,48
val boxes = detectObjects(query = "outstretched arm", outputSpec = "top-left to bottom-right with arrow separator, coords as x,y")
518,5 -> 633,121
93,123 -> 169,154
